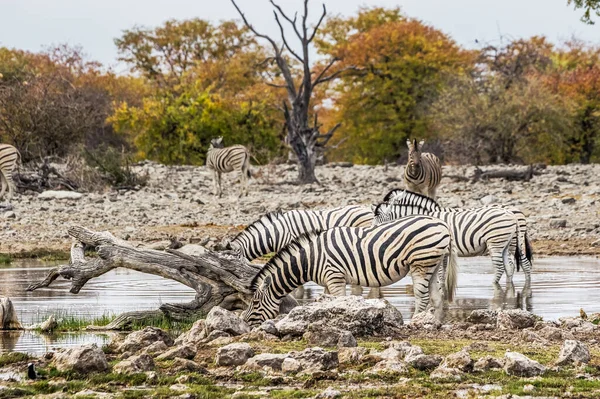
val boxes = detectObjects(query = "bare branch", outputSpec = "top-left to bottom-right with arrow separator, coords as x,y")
230,0 -> 279,53
308,4 -> 327,43
265,82 -> 290,89
315,65 -> 364,85
272,11 -> 304,63
315,123 -> 342,147
312,57 -> 338,86
270,0 -> 303,40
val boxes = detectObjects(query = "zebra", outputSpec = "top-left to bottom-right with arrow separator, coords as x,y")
228,205 -> 374,297
375,189 -> 526,284
0,144 -> 20,201
404,139 -> 442,200
206,137 -> 250,197
242,215 -> 459,326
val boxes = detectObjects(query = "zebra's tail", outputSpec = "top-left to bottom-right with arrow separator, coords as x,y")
445,239 -> 459,303
525,232 -> 534,264
245,151 -> 252,179
515,235 -> 522,273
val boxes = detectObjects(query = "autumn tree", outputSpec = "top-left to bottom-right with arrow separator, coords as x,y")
231,0 -> 349,183
315,7 -> 473,164
112,19 -> 285,165
568,0 -> 600,24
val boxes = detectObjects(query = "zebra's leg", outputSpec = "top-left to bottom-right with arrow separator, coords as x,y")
239,168 -> 247,198
0,174 -> 6,200
3,171 -> 13,200
216,171 -> 223,197
429,261 -> 444,321
428,186 -> 437,201
489,246 -> 508,284
350,285 -> 363,296
367,287 -> 382,298
411,269 -> 431,316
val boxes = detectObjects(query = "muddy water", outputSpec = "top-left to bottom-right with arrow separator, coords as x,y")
0,257 -> 598,353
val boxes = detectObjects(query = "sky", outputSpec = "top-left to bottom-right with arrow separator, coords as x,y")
1,0 -> 598,72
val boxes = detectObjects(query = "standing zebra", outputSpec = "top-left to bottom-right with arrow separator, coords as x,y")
206,137 -> 250,197
0,144 -> 20,201
229,205 -> 374,297
229,205 -> 374,260
404,139 -> 442,200
242,215 -> 459,326
375,189 -> 527,284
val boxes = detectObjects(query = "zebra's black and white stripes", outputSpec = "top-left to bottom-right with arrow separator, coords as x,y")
242,215 -> 459,326
404,139 -> 442,200
206,137 -> 250,197
376,189 -> 527,284
229,205 -> 374,260
0,144 -> 20,200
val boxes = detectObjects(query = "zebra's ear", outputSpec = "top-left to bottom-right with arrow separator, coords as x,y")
260,275 -> 272,291
418,139 -> 425,149
406,139 -> 412,149
370,204 -> 377,212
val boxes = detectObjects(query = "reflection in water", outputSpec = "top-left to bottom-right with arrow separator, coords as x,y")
0,256 -> 598,352
299,256 -> 599,323
0,330 -> 112,355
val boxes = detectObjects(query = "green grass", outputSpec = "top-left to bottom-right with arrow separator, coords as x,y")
0,254 -> 11,265
0,352 -> 30,367
6,249 -> 70,261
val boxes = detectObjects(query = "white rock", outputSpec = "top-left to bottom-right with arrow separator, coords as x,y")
556,340 -> 591,365
38,190 -> 84,200
205,307 -> 250,336
53,344 -> 109,373
215,343 -> 255,367
504,351 -> 546,377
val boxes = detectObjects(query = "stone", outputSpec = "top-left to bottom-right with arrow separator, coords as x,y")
171,358 -> 205,373
119,327 -> 173,353
205,330 -> 231,342
113,353 -> 155,374
473,356 -> 504,372
377,347 -> 405,361
40,315 -> 58,333
504,351 -> 546,377
367,360 -> 408,374
156,344 -> 196,361
523,384 -> 536,393
258,320 -> 278,336
406,351 -> 443,371
315,387 -> 342,399
496,309 -> 538,330
338,347 -> 367,364
144,341 -> 169,355
549,219 -> 567,228
562,197 -> 576,204
441,350 -> 473,372
556,340 -> 591,365
215,343 -> 255,367
244,353 -> 290,371
430,366 -> 463,381
73,391 -> 115,398
480,194 -> 499,205
291,347 -> 338,372
53,344 -> 109,374
38,190 -> 84,200
410,309 -> 441,330
175,320 -> 207,348
337,331 -> 357,348
538,326 -> 573,341
205,306 -> 250,336
3,211 -> 15,219
281,357 -> 302,373
520,330 -> 547,344
467,309 -> 498,325
276,295 -> 403,338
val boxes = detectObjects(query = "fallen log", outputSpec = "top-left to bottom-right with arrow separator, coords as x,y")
471,165 -> 535,182
27,225 -> 295,330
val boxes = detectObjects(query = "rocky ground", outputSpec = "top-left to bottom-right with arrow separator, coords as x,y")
1,162 -> 599,258
1,296 -> 599,398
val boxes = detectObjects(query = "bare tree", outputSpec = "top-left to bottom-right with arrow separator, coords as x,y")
231,0 -> 348,184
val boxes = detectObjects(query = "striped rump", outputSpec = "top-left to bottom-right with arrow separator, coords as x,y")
0,144 -> 20,200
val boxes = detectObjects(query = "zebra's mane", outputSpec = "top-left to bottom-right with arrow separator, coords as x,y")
250,230 -> 322,291
382,189 -> 441,209
231,210 -> 285,244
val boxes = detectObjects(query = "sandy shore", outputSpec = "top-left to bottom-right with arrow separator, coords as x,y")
1,162 -> 599,257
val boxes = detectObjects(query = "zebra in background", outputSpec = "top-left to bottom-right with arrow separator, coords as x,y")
490,205 -> 533,280
0,144 -> 20,201
375,189 -> 526,284
242,215 -> 459,326
404,139 -> 442,200
206,137 -> 250,197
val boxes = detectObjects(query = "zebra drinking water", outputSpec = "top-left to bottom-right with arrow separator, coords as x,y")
242,215 -> 459,326
0,144 -> 20,201
404,139 -> 442,200
206,137 -> 250,197
375,189 -> 529,284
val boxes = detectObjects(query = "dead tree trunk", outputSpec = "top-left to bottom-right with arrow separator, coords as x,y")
26,226 -> 288,330
231,0 -> 347,184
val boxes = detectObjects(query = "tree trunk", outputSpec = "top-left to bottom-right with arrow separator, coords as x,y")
26,226 -> 296,329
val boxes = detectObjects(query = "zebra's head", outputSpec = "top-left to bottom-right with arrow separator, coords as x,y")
383,189 -> 407,204
373,203 -> 396,225
210,137 -> 224,149
406,139 -> 425,173
242,275 -> 279,326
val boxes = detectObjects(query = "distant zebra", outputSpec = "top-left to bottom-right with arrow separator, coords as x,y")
229,205 -> 374,260
490,205 -> 533,280
404,139 -> 442,200
376,189 -> 526,284
0,144 -> 20,200
206,137 -> 250,197
242,215 -> 459,326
